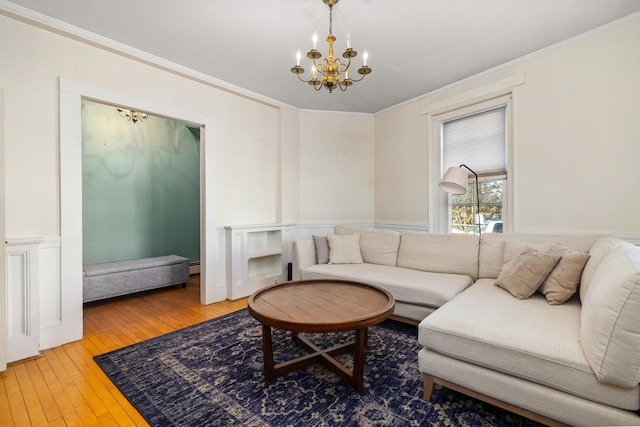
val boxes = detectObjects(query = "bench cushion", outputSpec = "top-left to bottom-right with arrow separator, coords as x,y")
419,279 -> 640,410
84,255 -> 188,277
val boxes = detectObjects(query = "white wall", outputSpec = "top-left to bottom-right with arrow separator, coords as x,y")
375,15 -> 640,239
0,14 -> 283,236
0,11 -> 296,352
298,111 -> 375,223
279,106 -> 301,224
375,102 -> 428,228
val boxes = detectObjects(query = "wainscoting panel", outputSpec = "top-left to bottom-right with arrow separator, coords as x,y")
38,238 -> 63,350
6,238 -> 42,363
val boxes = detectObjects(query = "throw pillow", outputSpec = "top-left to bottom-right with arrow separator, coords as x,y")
581,243 -> 640,388
495,249 -> 561,299
538,245 -> 590,305
312,235 -> 330,264
327,234 -> 363,264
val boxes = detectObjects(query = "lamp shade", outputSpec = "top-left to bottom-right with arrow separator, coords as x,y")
439,166 -> 469,194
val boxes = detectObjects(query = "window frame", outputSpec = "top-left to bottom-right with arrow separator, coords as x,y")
426,93 -> 514,234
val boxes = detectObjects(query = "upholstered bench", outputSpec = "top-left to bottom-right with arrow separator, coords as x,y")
83,255 -> 190,303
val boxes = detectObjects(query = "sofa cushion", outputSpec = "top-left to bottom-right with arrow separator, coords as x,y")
479,233 -> 599,279
397,233 -> 479,280
419,279 -> 640,410
327,234 -> 363,264
313,235 -> 330,264
581,242 -> 640,388
580,236 -> 627,302
301,263 -> 473,309
539,246 -> 590,305
495,249 -> 561,299
334,225 -> 400,266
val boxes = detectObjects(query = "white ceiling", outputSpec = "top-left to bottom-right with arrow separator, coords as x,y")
6,0 -> 640,113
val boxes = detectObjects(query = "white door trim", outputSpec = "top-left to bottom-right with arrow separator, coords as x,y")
59,79 -> 224,343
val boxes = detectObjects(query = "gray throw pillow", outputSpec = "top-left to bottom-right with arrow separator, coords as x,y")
313,235 -> 330,264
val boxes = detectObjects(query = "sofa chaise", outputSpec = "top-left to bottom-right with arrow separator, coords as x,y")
291,225 -> 640,426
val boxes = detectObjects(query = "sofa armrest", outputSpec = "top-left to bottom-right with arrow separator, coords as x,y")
292,239 -> 317,280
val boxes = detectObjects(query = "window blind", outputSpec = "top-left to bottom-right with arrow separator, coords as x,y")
442,106 -> 506,175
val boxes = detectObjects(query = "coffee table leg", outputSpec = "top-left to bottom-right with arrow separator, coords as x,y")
353,328 -> 367,392
261,324 -> 276,381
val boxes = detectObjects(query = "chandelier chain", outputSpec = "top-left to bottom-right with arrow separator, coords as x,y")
329,4 -> 333,35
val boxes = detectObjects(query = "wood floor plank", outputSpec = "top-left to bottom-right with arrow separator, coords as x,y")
1,275 -> 248,426
24,359 -> 64,424
12,361 -> 51,425
2,367 -> 31,425
36,353 -> 85,425
0,372 -> 15,424
67,337 -> 146,425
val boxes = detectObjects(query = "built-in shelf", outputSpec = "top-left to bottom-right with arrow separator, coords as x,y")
248,249 -> 282,260
225,224 -> 291,300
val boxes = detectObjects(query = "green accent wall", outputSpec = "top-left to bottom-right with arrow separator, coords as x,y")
81,100 -> 200,265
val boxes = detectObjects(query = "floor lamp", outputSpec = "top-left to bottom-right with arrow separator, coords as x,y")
439,164 -> 481,235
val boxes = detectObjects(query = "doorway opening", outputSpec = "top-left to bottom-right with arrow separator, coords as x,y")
60,79 -> 224,344
81,100 -> 201,269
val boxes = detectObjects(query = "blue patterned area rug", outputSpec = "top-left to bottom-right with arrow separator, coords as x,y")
94,309 -> 541,426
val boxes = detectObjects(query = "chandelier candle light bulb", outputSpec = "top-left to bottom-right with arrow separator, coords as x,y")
291,0 -> 372,93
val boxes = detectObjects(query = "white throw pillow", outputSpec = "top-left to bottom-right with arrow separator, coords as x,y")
327,234 -> 363,264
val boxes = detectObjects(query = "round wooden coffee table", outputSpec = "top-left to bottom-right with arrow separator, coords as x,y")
247,279 -> 395,392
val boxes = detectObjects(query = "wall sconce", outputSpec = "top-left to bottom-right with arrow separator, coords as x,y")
439,164 -> 481,235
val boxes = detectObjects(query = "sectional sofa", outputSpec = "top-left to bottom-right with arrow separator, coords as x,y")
291,225 -> 640,426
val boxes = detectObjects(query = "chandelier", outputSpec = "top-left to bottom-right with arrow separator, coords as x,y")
117,108 -> 148,124
291,0 -> 371,92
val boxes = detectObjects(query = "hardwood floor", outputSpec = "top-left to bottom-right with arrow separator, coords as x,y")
0,275 -> 248,426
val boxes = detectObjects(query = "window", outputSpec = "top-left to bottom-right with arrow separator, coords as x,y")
424,76 -> 521,234
441,101 -> 509,234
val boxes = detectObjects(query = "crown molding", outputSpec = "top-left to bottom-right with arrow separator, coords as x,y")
0,0 -> 294,112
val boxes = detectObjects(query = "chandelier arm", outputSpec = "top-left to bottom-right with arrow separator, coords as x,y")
296,74 -> 313,83
348,73 -> 367,83
339,57 -> 351,73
